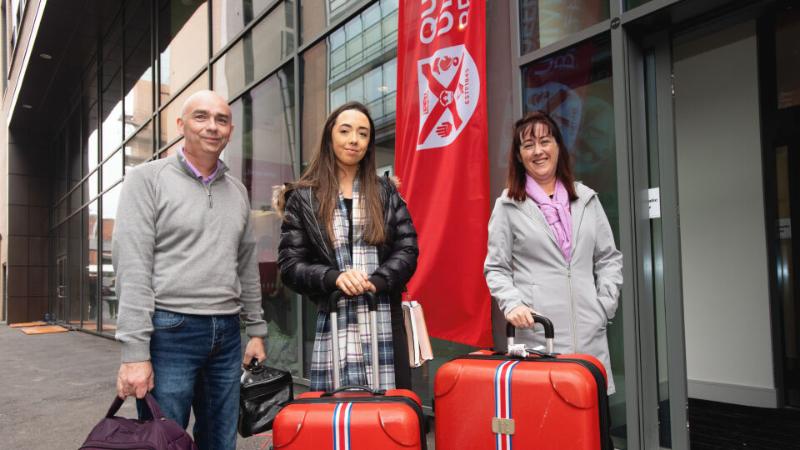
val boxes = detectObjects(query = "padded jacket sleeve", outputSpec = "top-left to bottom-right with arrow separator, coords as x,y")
277,191 -> 338,300
372,184 -> 419,295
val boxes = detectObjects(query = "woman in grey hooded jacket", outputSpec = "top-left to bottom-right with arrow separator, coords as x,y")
484,111 -> 623,394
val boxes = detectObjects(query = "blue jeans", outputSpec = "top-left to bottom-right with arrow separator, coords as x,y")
138,310 -> 241,450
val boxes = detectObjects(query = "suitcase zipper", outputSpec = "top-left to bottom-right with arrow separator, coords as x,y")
454,354 -> 611,450
290,395 -> 428,450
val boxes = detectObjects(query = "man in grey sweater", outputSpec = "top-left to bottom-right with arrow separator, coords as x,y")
113,90 -> 266,450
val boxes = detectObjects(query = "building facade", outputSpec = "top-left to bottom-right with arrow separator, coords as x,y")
1,0 -> 798,449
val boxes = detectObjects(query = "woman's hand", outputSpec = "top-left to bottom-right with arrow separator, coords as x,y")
336,269 -> 372,296
506,305 -> 535,328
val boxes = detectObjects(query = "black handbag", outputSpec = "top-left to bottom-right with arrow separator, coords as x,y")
238,360 -> 294,437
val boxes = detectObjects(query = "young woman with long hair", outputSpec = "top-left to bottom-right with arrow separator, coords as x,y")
275,101 -> 418,390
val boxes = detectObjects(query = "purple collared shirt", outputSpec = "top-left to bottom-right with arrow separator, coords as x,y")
180,148 -> 220,185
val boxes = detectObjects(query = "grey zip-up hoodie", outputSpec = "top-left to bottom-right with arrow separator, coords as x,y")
484,183 -> 623,394
113,152 -> 267,363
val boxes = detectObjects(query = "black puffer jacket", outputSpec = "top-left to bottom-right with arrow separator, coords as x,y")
276,176 -> 419,387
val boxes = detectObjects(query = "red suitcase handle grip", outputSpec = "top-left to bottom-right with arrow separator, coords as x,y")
506,313 -> 554,339
321,385 -> 386,397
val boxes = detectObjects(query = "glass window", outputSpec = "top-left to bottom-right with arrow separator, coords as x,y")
213,1 -> 296,100
300,0 -> 360,44
211,0 -> 273,54
302,0 -> 398,164
101,184 -> 122,333
521,35 -> 625,445
519,0 -> 609,54
83,201 -> 99,330
103,150 -> 124,192
70,185 -> 83,215
626,0 -> 653,10
159,72 -> 209,147
125,120 -> 154,170
124,0 -> 155,136
158,0 -> 209,106
160,137 -> 183,159
222,65 -> 299,373
89,171 -> 99,201
776,10 -> 800,110
68,212 -> 83,326
68,118 -> 82,188
102,24 -> 124,159
84,71 -> 100,175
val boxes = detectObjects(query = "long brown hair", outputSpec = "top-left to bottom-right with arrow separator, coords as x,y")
505,111 -> 577,202
284,101 -> 385,245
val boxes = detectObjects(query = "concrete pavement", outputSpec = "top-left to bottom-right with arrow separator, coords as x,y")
0,324 -> 435,450
0,324 -> 273,450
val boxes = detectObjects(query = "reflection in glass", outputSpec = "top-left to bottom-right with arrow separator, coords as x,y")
223,64 -> 299,374
89,171 -> 99,201
125,121 -> 154,170
776,9 -> 800,110
103,150 -> 124,192
302,0 -> 397,164
160,138 -> 183,159
55,226 -> 67,322
69,116 -> 83,187
70,185 -> 83,215
212,0 -> 272,54
102,24 -> 124,159
644,49 -> 671,447
625,0 -> 653,10
84,89 -> 100,175
124,0 -> 154,135
213,0 -> 295,99
83,201 -> 99,330
522,35 -> 624,444
158,0 -> 209,106
301,0 -> 361,44
101,184 -> 122,333
519,0 -> 609,53
68,212 -> 82,326
159,72 -> 209,147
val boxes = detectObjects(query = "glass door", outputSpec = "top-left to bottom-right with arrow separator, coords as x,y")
629,31 -> 690,450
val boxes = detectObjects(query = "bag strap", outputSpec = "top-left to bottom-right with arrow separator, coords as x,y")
105,393 -> 166,419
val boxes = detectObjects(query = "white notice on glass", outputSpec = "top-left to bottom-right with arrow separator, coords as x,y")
648,188 -> 661,219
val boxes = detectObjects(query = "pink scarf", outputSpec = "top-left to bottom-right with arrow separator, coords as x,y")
525,175 -> 572,263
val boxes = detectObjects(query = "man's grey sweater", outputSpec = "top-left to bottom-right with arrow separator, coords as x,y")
113,153 -> 267,363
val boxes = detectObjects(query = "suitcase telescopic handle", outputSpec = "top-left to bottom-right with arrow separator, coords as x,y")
327,290 -> 381,391
506,314 -> 555,354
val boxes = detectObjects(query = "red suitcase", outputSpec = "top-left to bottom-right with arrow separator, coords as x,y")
272,291 -> 427,450
434,315 -> 611,450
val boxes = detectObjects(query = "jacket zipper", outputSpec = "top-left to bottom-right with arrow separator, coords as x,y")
204,183 -> 213,208
567,195 -> 591,352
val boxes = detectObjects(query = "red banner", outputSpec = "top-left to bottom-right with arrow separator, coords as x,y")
395,1 -> 492,347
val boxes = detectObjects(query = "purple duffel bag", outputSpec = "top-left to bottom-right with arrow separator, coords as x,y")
80,393 -> 198,450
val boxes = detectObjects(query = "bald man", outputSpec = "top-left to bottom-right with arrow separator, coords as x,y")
113,90 -> 266,449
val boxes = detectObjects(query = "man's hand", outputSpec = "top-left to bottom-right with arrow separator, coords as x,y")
506,305 -> 535,329
242,336 -> 266,367
117,361 -> 154,399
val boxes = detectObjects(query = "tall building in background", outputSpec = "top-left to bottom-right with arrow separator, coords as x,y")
1,2 -> 798,449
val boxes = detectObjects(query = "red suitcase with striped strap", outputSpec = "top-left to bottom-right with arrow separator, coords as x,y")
272,292 -> 427,450
434,315 -> 611,450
